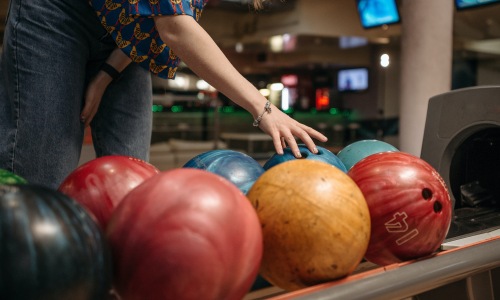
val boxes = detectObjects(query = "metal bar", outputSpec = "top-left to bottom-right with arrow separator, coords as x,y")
287,238 -> 500,300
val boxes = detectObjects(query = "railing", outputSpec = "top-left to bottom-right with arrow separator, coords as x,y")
264,236 -> 500,300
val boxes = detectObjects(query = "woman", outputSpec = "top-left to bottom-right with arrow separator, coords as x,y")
0,0 -> 326,189
85,0 -> 327,155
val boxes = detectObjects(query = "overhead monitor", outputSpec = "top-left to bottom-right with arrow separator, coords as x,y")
455,0 -> 500,10
356,0 -> 401,29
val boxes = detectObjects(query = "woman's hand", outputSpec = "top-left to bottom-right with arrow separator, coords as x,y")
81,72 -> 111,127
81,48 -> 131,127
256,103 -> 328,157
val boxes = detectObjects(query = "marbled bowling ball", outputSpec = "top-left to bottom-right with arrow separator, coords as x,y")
58,155 -> 159,229
263,144 -> 347,172
183,149 -> 264,194
107,168 -> 263,300
247,160 -> 370,291
0,184 -> 112,299
348,151 -> 452,266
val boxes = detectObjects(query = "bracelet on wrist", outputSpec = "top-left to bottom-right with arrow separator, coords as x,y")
253,101 -> 272,127
100,62 -> 122,81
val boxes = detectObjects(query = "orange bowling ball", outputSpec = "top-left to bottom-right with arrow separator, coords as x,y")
247,159 -> 371,291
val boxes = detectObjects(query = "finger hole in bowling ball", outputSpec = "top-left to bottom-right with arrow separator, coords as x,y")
301,150 -> 310,158
434,201 -> 443,213
422,188 -> 432,200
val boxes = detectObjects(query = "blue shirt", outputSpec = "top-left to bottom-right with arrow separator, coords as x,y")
90,0 -> 208,79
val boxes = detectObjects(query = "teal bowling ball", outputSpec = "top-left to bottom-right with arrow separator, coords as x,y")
263,144 -> 347,172
337,139 -> 399,170
183,149 -> 264,194
0,184 -> 112,299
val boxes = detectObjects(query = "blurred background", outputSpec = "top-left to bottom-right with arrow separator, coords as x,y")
1,0 -> 499,161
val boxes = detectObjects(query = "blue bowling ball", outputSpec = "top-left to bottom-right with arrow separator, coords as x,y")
183,149 -> 265,194
0,184 -> 112,299
263,144 -> 347,172
337,139 -> 399,170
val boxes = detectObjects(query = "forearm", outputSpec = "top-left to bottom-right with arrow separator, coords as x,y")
154,15 -> 266,118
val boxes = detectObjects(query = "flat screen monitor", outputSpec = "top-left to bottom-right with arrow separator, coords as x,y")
455,0 -> 500,10
338,68 -> 369,92
356,0 -> 401,29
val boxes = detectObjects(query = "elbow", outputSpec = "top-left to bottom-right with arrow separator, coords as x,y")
154,15 -> 194,47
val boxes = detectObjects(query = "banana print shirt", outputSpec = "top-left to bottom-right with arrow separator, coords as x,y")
90,0 -> 208,79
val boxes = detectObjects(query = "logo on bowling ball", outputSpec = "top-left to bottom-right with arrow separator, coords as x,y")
384,212 -> 419,246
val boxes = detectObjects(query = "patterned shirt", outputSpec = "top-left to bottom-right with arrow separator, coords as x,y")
90,0 -> 208,79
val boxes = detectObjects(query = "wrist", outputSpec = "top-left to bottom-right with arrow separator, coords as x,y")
253,100 -> 272,127
100,62 -> 122,81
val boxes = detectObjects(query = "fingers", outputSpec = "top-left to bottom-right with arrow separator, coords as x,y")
272,125 -> 324,158
293,130 -> 318,155
81,76 -> 107,127
263,122 -> 323,158
272,134 -> 284,155
278,135 -> 300,158
80,91 -> 100,128
80,105 -> 97,128
300,123 -> 328,143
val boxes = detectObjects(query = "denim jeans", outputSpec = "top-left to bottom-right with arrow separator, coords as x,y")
0,0 -> 153,189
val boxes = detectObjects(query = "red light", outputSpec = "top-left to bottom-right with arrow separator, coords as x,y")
315,88 -> 330,110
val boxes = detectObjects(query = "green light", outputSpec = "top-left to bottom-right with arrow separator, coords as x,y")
221,106 -> 235,113
310,108 -> 318,114
171,105 -> 183,113
284,108 -> 294,114
152,105 -> 164,113
329,108 -> 338,115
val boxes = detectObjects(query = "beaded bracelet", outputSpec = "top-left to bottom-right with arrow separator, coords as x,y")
100,63 -> 121,81
253,101 -> 272,127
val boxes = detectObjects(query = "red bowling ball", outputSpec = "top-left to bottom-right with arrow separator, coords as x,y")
58,155 -> 159,229
106,168 -> 263,300
348,151 -> 452,266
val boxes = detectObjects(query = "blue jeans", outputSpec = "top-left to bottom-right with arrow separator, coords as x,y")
0,0 -> 153,189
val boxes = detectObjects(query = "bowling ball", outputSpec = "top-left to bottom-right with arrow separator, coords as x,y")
0,184 -> 112,299
263,144 -> 347,172
58,155 -> 159,229
183,149 -> 264,194
348,151 -> 452,266
107,168 -> 263,300
247,160 -> 370,291
337,139 -> 399,170
0,169 -> 27,185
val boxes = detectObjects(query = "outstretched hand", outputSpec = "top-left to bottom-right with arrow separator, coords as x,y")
257,103 -> 328,158
152,15 -> 327,157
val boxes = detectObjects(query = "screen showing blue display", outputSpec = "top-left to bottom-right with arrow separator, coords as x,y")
455,0 -> 500,9
338,68 -> 369,92
356,0 -> 401,29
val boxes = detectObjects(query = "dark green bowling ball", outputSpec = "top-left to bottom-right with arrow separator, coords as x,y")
0,184 -> 112,299
0,169 -> 27,185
